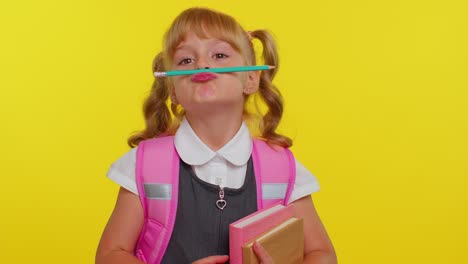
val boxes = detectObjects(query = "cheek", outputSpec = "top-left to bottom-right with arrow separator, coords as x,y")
171,76 -> 183,87
172,78 -> 189,95
234,72 -> 249,87
173,87 -> 186,101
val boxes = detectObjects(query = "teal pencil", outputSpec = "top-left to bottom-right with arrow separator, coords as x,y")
154,65 -> 275,77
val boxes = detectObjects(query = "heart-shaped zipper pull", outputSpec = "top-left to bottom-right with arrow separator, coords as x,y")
216,187 -> 227,210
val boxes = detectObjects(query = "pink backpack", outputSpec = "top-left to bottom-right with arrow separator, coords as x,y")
134,136 -> 296,264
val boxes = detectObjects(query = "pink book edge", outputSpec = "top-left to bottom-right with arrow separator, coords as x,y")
229,203 -> 293,264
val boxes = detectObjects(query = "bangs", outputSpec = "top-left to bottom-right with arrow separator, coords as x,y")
163,8 -> 253,66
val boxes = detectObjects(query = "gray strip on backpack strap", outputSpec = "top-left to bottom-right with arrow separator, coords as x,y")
262,183 -> 288,199
144,183 -> 172,200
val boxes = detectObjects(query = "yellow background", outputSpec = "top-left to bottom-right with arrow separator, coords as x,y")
1,0 -> 467,263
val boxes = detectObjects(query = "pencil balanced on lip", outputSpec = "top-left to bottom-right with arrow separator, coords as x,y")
154,65 -> 276,77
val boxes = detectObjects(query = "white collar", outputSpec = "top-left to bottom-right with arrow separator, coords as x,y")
174,118 -> 252,166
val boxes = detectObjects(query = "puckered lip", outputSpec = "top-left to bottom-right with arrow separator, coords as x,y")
191,72 -> 217,82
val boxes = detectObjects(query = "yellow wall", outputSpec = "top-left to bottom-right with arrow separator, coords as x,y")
1,0 -> 467,263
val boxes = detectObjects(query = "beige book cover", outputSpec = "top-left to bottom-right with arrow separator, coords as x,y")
241,217 -> 304,264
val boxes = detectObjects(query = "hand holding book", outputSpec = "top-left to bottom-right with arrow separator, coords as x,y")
252,242 -> 274,263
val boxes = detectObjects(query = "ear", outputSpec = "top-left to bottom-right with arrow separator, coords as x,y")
243,70 -> 260,95
171,95 -> 178,105
170,92 -> 179,105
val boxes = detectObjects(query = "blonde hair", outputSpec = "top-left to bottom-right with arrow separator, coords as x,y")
128,7 -> 292,148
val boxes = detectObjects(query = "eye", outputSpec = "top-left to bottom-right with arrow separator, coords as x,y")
214,53 -> 229,59
178,58 -> 194,65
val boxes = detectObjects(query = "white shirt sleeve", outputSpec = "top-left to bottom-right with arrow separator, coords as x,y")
106,147 -> 320,202
287,159 -> 321,204
106,147 -> 139,195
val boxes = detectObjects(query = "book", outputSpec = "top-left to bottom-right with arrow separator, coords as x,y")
229,203 -> 297,264
242,217 -> 304,264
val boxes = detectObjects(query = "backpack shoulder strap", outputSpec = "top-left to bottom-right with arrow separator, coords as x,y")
135,136 -> 179,264
252,138 -> 296,209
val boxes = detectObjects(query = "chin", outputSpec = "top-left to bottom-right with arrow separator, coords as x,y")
194,84 -> 217,98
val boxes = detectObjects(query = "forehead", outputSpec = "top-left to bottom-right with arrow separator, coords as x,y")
175,33 -> 233,50
164,20 -> 250,66
167,23 -> 239,49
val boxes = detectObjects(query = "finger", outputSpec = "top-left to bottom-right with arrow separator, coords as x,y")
253,241 -> 274,264
192,255 -> 229,264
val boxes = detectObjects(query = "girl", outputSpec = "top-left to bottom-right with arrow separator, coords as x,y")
96,7 -> 337,264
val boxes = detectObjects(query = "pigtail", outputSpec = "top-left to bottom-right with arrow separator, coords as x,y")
250,30 -> 292,148
127,52 -> 173,147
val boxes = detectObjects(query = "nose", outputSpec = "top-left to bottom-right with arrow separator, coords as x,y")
195,57 -> 211,70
